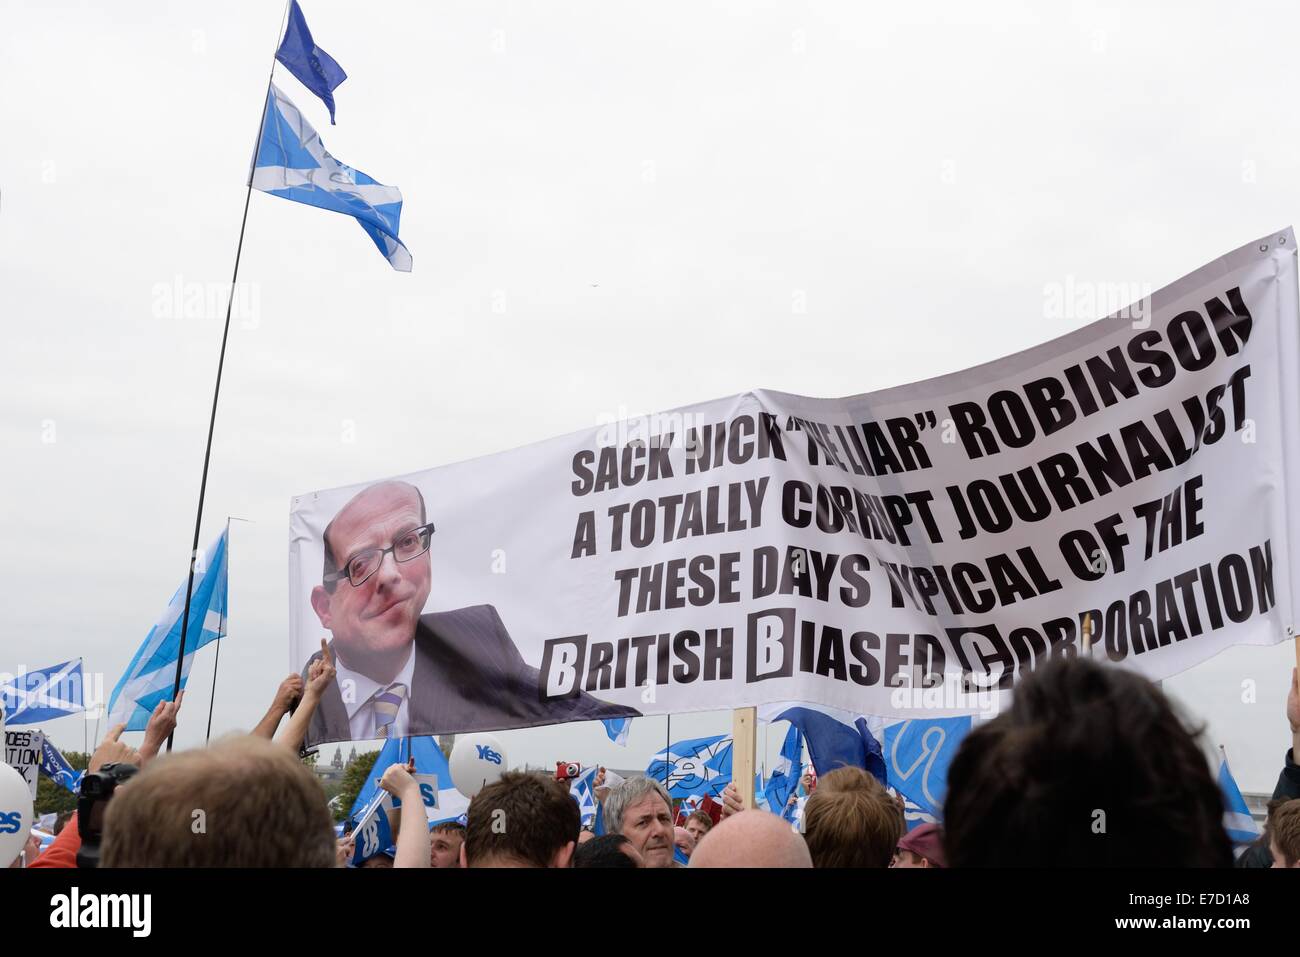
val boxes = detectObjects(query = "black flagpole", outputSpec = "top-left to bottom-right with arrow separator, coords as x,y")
166,3 -> 291,752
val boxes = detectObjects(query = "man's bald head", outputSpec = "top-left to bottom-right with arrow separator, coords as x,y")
689,810 -> 812,868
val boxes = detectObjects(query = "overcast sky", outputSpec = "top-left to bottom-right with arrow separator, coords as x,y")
2,0 -> 1297,791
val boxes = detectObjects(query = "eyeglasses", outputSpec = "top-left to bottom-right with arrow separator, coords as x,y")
325,523 -> 436,588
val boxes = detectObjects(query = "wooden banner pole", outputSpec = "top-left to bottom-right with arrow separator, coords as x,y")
732,707 -> 757,810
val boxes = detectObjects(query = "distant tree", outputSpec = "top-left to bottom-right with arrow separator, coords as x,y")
335,750 -> 381,821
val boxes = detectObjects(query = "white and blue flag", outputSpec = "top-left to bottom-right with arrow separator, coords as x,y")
882,717 -> 971,819
570,766 -> 599,826
602,717 -> 631,747
350,786 -> 394,866
275,0 -> 347,124
1218,747 -> 1262,846
38,738 -> 83,793
252,84 -> 411,271
762,723 -> 804,816
349,735 -> 468,827
647,733 -> 733,799
106,529 -> 228,731
1,659 -> 85,724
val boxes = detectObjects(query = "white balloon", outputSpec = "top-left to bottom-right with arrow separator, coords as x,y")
449,734 -> 507,799
0,762 -> 33,868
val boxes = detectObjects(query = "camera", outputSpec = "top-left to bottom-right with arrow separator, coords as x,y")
555,761 -> 581,781
75,762 -> 139,869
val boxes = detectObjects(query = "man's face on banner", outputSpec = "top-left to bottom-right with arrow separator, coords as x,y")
310,482 -> 432,676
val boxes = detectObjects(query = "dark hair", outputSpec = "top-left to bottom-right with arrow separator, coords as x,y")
1273,799 -> 1300,866
431,820 -> 466,837
943,656 -> 1233,867
685,810 -> 714,833
464,771 -> 580,867
322,482 -> 427,590
574,833 -> 639,868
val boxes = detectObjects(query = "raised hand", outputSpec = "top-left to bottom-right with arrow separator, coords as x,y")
89,724 -> 143,773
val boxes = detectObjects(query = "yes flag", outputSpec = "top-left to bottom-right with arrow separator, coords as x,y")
252,84 -> 412,271
38,738 -> 83,793
275,1 -> 347,124
350,786 -> 394,866
107,529 -> 227,731
1218,748 -> 1262,846
1,659 -> 84,724
348,735 -> 468,827
882,717 -> 971,818
647,734 -> 733,799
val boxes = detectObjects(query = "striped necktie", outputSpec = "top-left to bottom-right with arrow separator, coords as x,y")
372,682 -> 408,738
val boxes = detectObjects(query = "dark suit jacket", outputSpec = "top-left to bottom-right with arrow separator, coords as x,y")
301,604 -> 639,747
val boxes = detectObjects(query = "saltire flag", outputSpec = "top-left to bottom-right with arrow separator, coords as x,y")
762,723 -> 804,817
646,733 -> 733,799
274,0 -> 347,124
38,738 -> 83,793
348,735 -> 468,827
602,717 -> 631,747
759,703 -> 887,785
881,717 -> 971,818
1218,747 -> 1262,846
107,529 -> 228,731
349,785 -> 394,867
1,659 -> 85,724
252,84 -> 412,271
570,766 -> 598,826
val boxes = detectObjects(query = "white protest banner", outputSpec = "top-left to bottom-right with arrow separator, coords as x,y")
289,228 -> 1300,747
4,729 -> 45,799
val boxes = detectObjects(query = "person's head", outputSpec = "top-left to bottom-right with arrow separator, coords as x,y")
690,810 -> 812,868
673,826 -> 696,860
461,771 -> 579,868
943,656 -> 1232,867
604,777 -> 675,868
892,822 -> 946,868
684,810 -> 713,845
802,766 -> 901,868
430,821 -> 465,868
1270,799 -> 1300,868
360,850 -> 394,868
573,833 -> 644,868
310,481 -> 433,677
101,735 -> 335,867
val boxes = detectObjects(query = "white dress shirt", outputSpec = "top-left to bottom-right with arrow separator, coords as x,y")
333,645 -> 415,740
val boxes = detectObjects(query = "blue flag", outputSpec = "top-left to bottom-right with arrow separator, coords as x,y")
570,766 -> 599,826
882,717 -> 971,818
350,786 -> 394,866
763,723 -> 804,816
275,0 -> 347,124
106,529 -> 228,731
349,736 -> 468,827
602,717 -> 631,747
38,738 -> 84,793
1218,748 -> 1262,846
1,659 -> 84,724
646,734 -> 733,799
766,704 -> 887,785
252,84 -> 412,271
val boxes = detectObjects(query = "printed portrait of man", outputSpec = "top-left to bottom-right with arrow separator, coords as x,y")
302,479 -> 638,746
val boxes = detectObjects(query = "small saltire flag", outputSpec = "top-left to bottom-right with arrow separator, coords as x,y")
570,766 -> 598,826
602,717 -> 631,747
882,716 -> 971,818
1218,747 -> 1262,846
760,702 -> 887,785
38,738 -> 83,793
647,734 -> 732,799
275,0 -> 347,124
252,84 -> 412,271
762,723 -> 803,816
107,529 -> 228,731
349,735 -> 469,827
1,659 -> 85,724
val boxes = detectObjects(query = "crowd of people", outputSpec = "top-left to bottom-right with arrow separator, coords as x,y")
12,654 -> 1300,869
